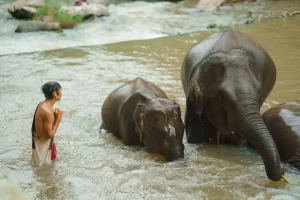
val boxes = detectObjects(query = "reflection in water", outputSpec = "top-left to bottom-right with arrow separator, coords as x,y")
34,165 -> 57,199
0,12 -> 300,200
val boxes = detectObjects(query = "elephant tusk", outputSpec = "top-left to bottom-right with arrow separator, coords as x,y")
282,174 -> 292,183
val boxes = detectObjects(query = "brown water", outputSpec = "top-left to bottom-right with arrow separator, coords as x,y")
1,5 -> 300,200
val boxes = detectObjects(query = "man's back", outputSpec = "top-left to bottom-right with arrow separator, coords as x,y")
35,102 -> 55,140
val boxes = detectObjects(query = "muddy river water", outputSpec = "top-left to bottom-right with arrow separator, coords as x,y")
0,0 -> 300,199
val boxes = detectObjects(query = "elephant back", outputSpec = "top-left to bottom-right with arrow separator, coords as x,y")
262,101 -> 300,165
101,77 -> 168,137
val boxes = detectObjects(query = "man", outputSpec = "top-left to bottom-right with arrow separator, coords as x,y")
31,81 -> 63,167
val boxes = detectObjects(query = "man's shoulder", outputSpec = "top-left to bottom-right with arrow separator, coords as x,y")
37,102 -> 53,117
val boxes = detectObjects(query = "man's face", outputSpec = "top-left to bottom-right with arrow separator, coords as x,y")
53,89 -> 62,101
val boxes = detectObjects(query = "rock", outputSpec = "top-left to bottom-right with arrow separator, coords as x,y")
8,6 -> 37,19
60,4 -> 109,20
290,11 -> 300,17
40,15 -> 56,23
281,10 -> 300,18
15,20 -> 61,33
8,0 -> 45,19
206,23 -> 218,29
91,0 -> 111,6
281,11 -> 290,18
239,18 -> 253,25
197,0 -> 225,11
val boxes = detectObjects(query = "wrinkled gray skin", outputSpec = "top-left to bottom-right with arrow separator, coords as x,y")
263,101 -> 300,170
181,31 -> 282,181
15,21 -> 61,33
101,77 -> 184,161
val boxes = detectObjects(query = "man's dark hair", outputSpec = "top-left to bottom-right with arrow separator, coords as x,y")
41,81 -> 61,99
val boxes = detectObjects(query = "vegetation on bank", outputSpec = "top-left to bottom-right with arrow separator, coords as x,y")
34,0 -> 84,29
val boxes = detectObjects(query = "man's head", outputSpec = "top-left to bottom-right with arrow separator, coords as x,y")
41,81 -> 62,100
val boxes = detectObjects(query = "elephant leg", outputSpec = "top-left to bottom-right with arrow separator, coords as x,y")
219,130 -> 247,145
121,123 -> 139,146
200,116 -> 218,143
122,135 -> 139,146
185,111 -> 217,143
185,112 -> 202,143
100,122 -> 106,130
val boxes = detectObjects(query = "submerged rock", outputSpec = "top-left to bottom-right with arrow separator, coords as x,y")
197,0 -> 258,11
197,0 -> 225,11
8,0 -> 45,19
15,20 -> 61,33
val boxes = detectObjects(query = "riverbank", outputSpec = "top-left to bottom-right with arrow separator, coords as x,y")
0,0 -> 299,56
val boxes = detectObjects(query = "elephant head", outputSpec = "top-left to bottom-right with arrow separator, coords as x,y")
133,98 -> 184,161
187,52 -> 282,181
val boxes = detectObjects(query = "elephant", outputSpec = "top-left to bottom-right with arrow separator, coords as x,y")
263,101 -> 300,170
181,31 -> 282,181
101,77 -> 184,161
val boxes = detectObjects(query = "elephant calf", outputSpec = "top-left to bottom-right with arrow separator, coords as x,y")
101,77 -> 184,161
263,101 -> 300,170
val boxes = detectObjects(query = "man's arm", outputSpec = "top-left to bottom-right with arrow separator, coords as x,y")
43,110 -> 62,139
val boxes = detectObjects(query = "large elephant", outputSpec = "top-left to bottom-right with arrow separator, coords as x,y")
263,101 -> 300,170
181,31 -> 282,181
101,77 -> 184,161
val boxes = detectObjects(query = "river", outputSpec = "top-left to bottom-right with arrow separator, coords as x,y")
0,0 -> 300,199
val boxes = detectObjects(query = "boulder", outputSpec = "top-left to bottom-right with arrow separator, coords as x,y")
196,0 -> 225,11
8,0 -> 45,19
60,4 -> 109,20
90,0 -> 110,6
15,20 -> 61,33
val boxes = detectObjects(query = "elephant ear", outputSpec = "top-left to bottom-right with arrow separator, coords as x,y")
134,103 -> 147,143
189,76 -> 203,116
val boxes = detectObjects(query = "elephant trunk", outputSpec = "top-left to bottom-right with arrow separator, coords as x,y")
238,104 -> 282,181
164,142 -> 184,162
163,126 -> 184,162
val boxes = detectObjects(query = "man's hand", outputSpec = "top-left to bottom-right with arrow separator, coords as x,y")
54,108 -> 63,121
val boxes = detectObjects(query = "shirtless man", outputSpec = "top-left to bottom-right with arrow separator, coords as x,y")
31,81 -> 63,167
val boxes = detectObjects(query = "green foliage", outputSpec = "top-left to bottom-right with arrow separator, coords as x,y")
56,12 -> 84,29
34,0 -> 60,18
34,0 -> 84,29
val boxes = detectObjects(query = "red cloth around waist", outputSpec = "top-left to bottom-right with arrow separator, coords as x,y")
51,143 -> 57,160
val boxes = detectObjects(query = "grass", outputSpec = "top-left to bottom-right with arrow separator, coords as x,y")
34,0 -> 84,29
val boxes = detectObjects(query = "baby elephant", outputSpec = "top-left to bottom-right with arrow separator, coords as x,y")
101,77 -> 184,161
263,101 -> 300,169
